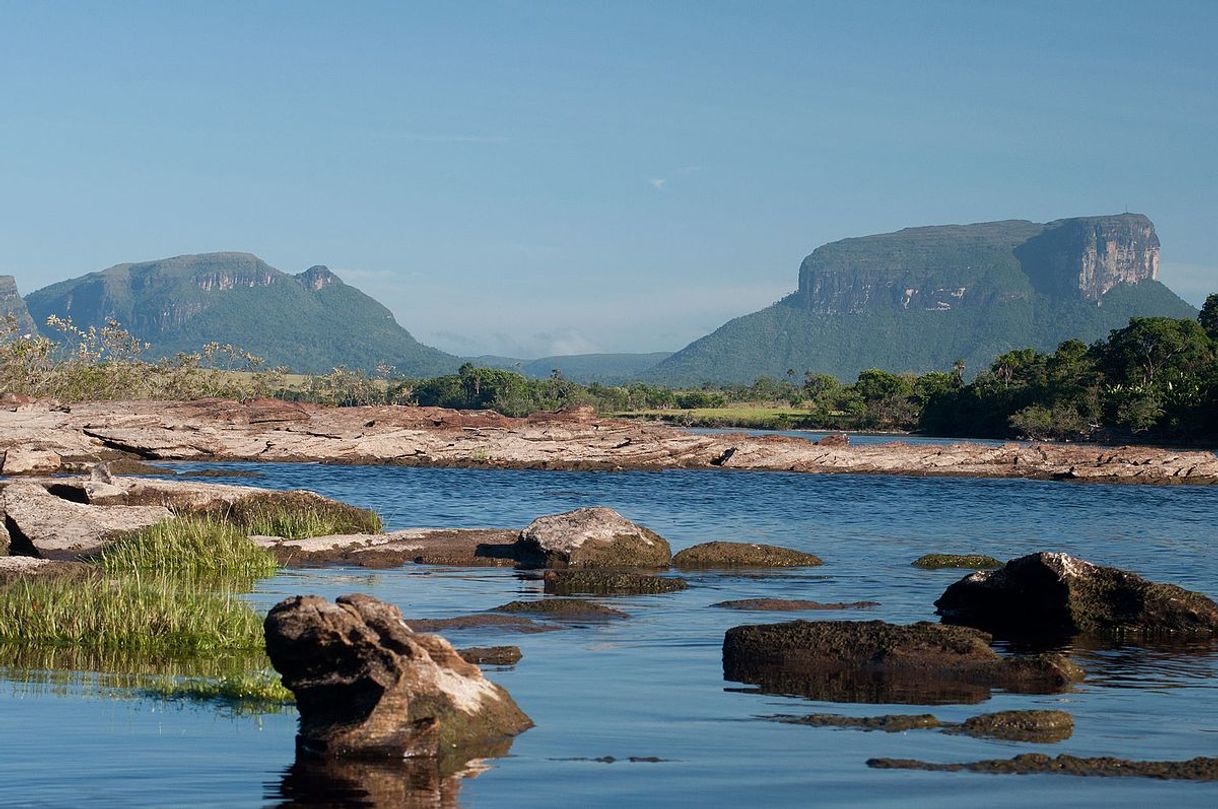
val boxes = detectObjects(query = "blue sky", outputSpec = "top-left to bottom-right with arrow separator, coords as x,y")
1,1 -> 1215,357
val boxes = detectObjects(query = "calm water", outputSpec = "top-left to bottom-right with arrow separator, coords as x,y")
2,463 -> 1217,807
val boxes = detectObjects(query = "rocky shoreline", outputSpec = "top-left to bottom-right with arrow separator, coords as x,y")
1,398 -> 1215,484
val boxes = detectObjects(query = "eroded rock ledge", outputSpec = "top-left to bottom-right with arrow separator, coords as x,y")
1,399 -> 1214,484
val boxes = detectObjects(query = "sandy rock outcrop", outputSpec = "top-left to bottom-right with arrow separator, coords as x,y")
2,483 -> 171,560
722,619 -> 1082,705
515,507 -> 671,568
1,447 -> 62,475
935,552 -> 1218,639
264,593 -> 532,760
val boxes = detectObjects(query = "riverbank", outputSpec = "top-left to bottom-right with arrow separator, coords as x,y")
1,399 -> 1215,484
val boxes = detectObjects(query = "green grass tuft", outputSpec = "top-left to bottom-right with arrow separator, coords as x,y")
0,576 -> 266,655
98,518 -> 278,579
199,492 -> 382,539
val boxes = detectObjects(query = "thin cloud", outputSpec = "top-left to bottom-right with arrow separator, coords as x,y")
648,178 -> 667,190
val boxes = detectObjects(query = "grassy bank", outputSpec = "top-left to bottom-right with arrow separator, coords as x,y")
98,518 -> 278,578
612,406 -> 822,430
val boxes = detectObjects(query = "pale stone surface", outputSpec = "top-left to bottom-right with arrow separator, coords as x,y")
516,507 -> 671,568
1,446 -> 62,475
2,483 -> 171,559
0,400 -> 1214,484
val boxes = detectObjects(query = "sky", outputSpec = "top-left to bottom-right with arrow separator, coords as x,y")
1,1 -> 1215,358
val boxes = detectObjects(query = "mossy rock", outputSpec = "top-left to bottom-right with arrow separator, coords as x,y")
956,710 -> 1073,743
542,570 -> 688,596
515,508 -> 671,569
673,541 -> 822,569
196,490 -> 382,538
492,598 -> 628,621
913,554 -> 1001,570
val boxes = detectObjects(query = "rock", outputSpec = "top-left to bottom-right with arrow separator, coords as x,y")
815,433 -> 849,447
1,447 -> 62,475
912,554 -> 1001,570
515,507 -> 671,569
542,570 -> 688,596
255,528 -> 520,569
767,713 -> 940,732
102,458 -> 177,476
492,598 -> 628,621
0,555 -> 97,585
673,541 -> 822,569
935,552 -> 1218,639
406,614 -> 563,634
711,598 -> 879,611
722,619 -> 1082,705
264,593 -> 532,760
955,710 -> 1074,742
457,646 -> 522,666
2,399 -> 1218,483
866,753 -> 1218,781
2,483 -> 172,560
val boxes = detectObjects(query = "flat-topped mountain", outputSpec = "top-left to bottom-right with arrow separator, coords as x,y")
0,276 -> 37,336
649,214 -> 1195,384
25,252 -> 461,375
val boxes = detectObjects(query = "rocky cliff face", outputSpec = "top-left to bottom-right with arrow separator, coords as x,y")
297,265 -> 342,291
1014,214 -> 1159,301
795,214 -> 1159,314
0,276 -> 37,335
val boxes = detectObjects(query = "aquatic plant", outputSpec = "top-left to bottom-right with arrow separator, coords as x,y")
141,670 -> 294,714
0,576 -> 265,655
98,518 -> 278,579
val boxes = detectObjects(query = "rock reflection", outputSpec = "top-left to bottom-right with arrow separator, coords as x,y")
273,756 -> 465,809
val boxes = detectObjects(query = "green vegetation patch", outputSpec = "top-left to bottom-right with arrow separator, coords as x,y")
913,554 -> 1002,570
141,670 -> 294,715
197,491 -> 382,538
0,576 -> 266,655
99,518 -> 277,579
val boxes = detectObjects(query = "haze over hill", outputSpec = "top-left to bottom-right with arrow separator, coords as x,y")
0,276 -> 37,336
24,253 -> 461,376
647,214 -> 1196,384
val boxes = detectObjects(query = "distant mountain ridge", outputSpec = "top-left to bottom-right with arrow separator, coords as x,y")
0,276 -> 37,336
648,214 -> 1196,384
24,252 -> 461,376
473,352 -> 673,384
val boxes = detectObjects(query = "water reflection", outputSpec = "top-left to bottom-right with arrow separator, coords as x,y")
272,757 -> 464,809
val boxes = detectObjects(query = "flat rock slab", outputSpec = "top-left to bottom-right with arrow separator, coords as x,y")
255,528 -> 520,568
3,483 -> 171,560
912,554 -> 1001,570
1,447 -> 62,475
711,598 -> 879,611
457,646 -> 523,666
723,619 -> 1082,705
936,551 -> 1218,639
405,614 -> 564,634
673,542 -> 822,569
0,555 -> 97,585
867,753 -> 1218,781
1,400 -> 1216,483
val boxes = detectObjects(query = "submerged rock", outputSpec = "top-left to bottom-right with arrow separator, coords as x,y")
722,619 -> 1082,704
406,614 -> 563,634
954,710 -> 1074,742
542,569 -> 688,596
711,598 -> 878,611
912,554 -> 1001,570
515,507 -> 671,568
457,646 -> 522,666
264,593 -> 532,760
492,598 -> 628,621
935,552 -> 1218,639
867,753 -> 1218,781
256,528 -> 520,569
768,713 -> 940,732
673,541 -> 822,569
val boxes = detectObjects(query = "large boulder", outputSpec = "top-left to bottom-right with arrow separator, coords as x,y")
722,619 -> 1082,705
264,593 -> 532,761
514,507 -> 671,568
2,483 -> 171,560
935,552 -> 1218,639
